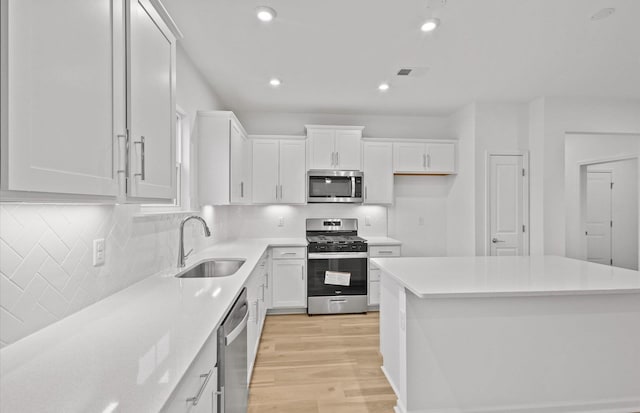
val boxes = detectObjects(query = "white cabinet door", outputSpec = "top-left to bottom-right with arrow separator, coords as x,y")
363,142 -> 393,204
307,129 -> 335,170
242,134 -> 252,203
251,140 -> 279,203
229,122 -> 245,203
128,0 -> 176,200
369,280 -> 380,306
335,130 -> 362,170
272,259 -> 306,308
426,143 -> 456,173
279,140 -> 306,204
5,0 -> 119,197
393,142 -> 426,173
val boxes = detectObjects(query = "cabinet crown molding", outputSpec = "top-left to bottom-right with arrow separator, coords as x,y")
305,125 -> 365,131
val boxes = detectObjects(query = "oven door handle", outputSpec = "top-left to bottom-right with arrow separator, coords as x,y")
308,252 -> 368,259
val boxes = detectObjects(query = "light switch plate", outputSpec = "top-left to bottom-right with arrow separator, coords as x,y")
93,238 -> 105,266
365,216 -> 371,226
278,216 -> 284,227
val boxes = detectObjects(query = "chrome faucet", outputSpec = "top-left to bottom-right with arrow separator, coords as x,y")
178,215 -> 211,268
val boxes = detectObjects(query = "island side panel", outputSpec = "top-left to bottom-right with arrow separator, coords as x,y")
404,292 -> 640,413
380,269 -> 408,411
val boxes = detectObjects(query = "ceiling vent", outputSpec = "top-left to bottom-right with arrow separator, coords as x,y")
395,67 -> 429,77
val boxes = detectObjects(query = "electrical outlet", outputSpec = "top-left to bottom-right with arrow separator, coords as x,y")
365,216 -> 371,226
418,216 -> 425,226
278,216 -> 284,227
93,238 -> 105,266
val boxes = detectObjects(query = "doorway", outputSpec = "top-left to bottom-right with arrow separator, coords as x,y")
582,158 -> 638,270
487,154 -> 530,256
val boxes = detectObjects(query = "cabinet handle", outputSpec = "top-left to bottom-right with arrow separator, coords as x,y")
187,369 -> 213,406
134,136 -> 146,180
427,153 -> 431,168
275,185 -> 279,200
330,152 -> 334,167
336,152 -> 340,167
279,185 -> 283,200
281,252 -> 297,256
422,153 -> 426,168
379,250 -> 394,254
116,133 -> 127,176
241,181 -> 244,198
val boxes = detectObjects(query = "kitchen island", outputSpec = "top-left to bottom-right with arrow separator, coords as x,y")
372,255 -> 640,413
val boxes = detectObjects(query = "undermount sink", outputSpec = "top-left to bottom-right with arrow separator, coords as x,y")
176,259 -> 246,278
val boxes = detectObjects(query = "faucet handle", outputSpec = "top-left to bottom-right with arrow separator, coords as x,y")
184,249 -> 194,259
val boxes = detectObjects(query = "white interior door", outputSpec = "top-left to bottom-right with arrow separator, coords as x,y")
489,155 -> 525,256
586,171 -> 612,265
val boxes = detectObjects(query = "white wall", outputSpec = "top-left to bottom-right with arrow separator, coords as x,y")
0,44 -> 226,347
528,98 -> 640,256
445,104 -> 476,256
235,110 -> 452,139
473,103 -> 529,255
214,204 -> 388,239
388,176 -> 451,257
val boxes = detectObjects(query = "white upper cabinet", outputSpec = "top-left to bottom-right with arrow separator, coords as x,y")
251,138 -> 306,204
306,126 -> 364,171
198,112 -> 251,205
278,140 -> 306,204
251,139 -> 279,204
393,141 -> 457,174
1,0 -> 180,202
127,0 -> 177,201
2,0 -> 121,197
363,141 -> 393,204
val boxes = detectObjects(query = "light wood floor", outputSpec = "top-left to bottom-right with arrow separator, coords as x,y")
248,312 -> 397,413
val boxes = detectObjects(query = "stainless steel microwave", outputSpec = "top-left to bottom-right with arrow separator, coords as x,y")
307,170 -> 363,203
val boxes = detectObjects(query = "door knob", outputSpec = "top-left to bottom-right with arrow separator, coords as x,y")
492,238 -> 505,243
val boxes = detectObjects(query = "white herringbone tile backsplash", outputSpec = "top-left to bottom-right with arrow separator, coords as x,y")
0,204 -> 214,347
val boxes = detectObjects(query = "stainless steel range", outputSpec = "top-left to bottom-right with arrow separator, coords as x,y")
306,218 -> 368,315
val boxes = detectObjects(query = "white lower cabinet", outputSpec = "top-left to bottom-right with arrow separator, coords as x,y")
368,245 -> 401,306
162,331 -> 218,413
246,252 -> 269,380
271,247 -> 306,308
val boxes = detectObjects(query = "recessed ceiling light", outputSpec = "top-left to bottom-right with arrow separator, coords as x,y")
591,8 -> 615,21
269,78 -> 281,87
256,6 -> 277,22
378,83 -> 390,91
420,18 -> 441,32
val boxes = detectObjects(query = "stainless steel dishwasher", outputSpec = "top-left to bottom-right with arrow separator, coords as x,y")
217,288 -> 249,413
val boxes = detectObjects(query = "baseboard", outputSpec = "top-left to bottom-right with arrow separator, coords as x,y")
266,307 -> 307,315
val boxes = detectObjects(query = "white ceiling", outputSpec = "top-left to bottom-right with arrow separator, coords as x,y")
162,0 -> 640,116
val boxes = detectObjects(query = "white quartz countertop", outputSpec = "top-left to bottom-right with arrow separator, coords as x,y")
0,238 -> 307,413
363,236 -> 402,246
372,255 -> 640,298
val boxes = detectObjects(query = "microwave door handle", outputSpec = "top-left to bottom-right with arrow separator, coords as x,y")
351,177 -> 356,198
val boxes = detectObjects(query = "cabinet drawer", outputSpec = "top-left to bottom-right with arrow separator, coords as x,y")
271,247 -> 306,260
369,246 -> 401,257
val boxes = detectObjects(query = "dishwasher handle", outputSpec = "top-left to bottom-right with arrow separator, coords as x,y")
225,304 -> 249,345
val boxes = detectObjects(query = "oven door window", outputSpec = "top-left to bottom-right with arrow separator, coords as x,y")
309,176 -> 353,198
307,257 -> 367,296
